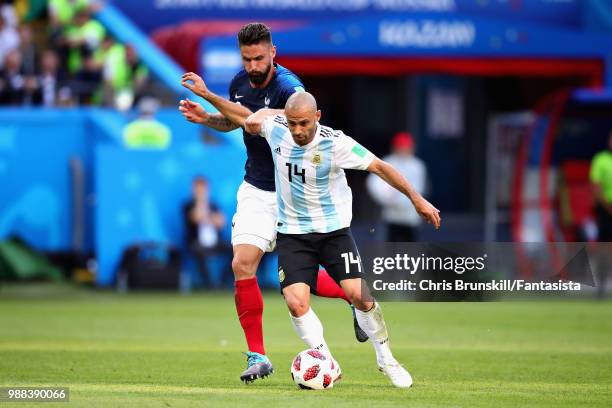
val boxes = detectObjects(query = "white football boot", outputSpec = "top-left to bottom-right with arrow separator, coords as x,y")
331,358 -> 342,383
378,359 -> 413,388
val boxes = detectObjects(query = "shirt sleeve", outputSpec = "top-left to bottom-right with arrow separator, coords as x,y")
279,79 -> 305,105
334,131 -> 375,170
590,153 -> 603,184
259,116 -> 277,141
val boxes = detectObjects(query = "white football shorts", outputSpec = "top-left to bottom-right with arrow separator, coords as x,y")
231,181 -> 278,252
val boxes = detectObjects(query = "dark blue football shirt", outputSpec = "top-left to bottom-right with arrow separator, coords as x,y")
229,63 -> 304,192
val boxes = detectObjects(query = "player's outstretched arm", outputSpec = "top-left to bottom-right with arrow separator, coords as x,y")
367,158 -> 441,229
244,109 -> 284,135
178,98 -> 239,132
181,72 -> 252,128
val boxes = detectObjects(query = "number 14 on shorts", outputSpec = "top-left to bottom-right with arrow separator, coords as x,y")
341,252 -> 362,274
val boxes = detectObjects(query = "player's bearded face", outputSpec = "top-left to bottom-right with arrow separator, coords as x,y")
240,43 -> 275,86
248,62 -> 272,85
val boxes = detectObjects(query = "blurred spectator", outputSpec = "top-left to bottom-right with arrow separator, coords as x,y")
122,97 -> 171,149
0,13 -> 19,69
14,0 -> 48,23
18,25 -> 37,75
98,34 -> 119,64
590,131 -> 612,241
1,1 -> 18,28
72,35 -> 118,105
367,131 -> 428,242
183,176 -> 227,287
590,132 -> 612,298
104,44 -> 149,109
48,0 -> 95,29
73,53 -> 102,104
32,49 -> 66,106
0,49 -> 38,105
61,8 -> 105,75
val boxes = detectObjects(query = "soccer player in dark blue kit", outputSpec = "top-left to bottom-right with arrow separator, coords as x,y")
179,23 -> 366,383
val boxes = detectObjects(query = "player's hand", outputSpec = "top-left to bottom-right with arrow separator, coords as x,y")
178,98 -> 208,124
414,197 -> 441,230
181,72 -> 210,98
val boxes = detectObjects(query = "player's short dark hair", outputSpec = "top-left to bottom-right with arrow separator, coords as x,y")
238,23 -> 272,46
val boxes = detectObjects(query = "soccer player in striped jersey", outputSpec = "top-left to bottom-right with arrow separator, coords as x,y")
216,91 -> 441,388
179,23 -> 367,384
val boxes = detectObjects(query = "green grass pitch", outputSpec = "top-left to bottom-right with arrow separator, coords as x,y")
1,283 -> 611,407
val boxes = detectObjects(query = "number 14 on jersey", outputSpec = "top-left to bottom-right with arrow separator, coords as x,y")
285,163 -> 306,183
341,252 -> 362,274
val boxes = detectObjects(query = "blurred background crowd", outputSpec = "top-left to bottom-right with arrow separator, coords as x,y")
0,0 -> 148,108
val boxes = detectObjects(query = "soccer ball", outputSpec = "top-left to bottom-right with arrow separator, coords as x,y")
290,349 -> 338,390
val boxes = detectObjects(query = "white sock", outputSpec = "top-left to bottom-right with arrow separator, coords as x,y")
355,302 -> 394,364
290,308 -> 332,358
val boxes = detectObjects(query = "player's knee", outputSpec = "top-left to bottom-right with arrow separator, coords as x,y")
285,295 -> 309,317
231,255 -> 257,280
345,290 -> 373,311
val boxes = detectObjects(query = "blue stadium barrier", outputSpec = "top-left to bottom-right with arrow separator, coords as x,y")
0,108 -> 283,288
0,109 -> 102,252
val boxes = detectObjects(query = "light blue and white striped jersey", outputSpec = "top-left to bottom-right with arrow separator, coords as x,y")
260,115 -> 375,234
